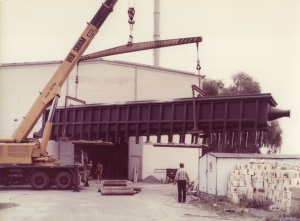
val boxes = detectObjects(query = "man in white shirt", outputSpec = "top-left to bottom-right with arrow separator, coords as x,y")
174,163 -> 189,203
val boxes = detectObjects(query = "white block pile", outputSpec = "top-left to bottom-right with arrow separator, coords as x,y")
227,160 -> 300,213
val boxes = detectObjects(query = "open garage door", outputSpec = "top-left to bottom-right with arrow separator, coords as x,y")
74,143 -> 128,180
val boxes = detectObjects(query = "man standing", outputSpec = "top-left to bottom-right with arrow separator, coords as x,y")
84,161 -> 93,187
174,163 -> 189,203
95,162 -> 103,183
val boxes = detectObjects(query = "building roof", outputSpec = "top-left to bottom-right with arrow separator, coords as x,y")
0,58 -> 196,76
203,152 -> 300,160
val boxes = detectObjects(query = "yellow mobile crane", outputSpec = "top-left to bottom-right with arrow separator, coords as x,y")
0,0 -> 202,190
0,0 -> 119,190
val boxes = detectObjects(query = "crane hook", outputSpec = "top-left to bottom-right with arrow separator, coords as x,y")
128,7 -> 135,24
196,42 -> 201,71
127,7 -> 135,46
196,61 -> 201,71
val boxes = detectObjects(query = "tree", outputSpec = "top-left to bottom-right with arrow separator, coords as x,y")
202,72 -> 283,153
227,72 -> 261,95
202,78 -> 224,96
261,120 -> 283,153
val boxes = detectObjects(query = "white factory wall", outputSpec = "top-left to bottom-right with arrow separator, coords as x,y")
0,62 -> 59,138
67,61 -> 137,104
128,135 -> 200,182
141,135 -> 199,182
0,59 -> 198,138
199,153 -> 300,196
68,60 -> 197,102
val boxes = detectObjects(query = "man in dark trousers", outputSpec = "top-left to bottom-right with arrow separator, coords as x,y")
84,161 -> 92,187
174,163 -> 190,203
95,161 -> 103,183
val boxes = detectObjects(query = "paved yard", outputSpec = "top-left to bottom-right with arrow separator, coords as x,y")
0,180 -> 263,221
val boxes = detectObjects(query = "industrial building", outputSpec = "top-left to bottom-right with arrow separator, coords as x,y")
0,58 -> 201,181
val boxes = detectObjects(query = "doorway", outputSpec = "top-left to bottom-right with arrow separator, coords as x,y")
75,143 -> 128,180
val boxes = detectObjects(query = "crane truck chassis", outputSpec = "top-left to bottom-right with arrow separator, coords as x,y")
0,164 -> 81,190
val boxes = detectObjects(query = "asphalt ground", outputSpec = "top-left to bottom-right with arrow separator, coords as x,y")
0,179 -> 262,221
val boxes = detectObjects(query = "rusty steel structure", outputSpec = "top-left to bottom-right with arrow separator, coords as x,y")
37,93 -> 289,147
79,36 -> 202,62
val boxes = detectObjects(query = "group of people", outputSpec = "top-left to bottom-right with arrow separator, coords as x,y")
84,161 -> 103,186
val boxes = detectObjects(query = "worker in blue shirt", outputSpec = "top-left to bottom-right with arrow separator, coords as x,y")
174,163 -> 189,203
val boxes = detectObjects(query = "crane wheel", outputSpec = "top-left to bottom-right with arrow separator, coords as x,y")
55,172 -> 73,190
30,172 -> 50,190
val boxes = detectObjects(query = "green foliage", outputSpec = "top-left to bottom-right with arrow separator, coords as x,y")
202,72 -> 282,153
206,72 -> 261,96
202,78 -> 224,96
262,120 -> 283,153
239,196 -> 272,210
228,72 -> 261,95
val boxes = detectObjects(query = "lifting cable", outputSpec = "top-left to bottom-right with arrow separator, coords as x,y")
75,62 -> 79,99
196,41 -> 203,88
127,0 -> 135,46
196,41 -> 201,75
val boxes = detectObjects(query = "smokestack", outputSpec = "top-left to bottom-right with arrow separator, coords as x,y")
153,0 -> 160,67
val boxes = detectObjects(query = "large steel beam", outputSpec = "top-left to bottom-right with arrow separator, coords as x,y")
37,93 -> 289,146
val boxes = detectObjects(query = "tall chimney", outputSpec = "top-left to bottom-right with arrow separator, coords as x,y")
153,0 -> 160,67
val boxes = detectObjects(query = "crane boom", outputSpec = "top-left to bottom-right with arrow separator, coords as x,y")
8,0 -> 118,143
10,35 -> 202,142
79,37 -> 202,61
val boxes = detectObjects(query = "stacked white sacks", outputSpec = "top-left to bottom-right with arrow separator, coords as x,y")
227,160 -> 300,213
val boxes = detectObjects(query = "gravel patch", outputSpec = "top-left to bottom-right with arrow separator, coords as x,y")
141,175 -> 161,183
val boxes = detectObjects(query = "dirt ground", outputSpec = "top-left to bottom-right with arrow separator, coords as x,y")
0,179 -> 281,221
